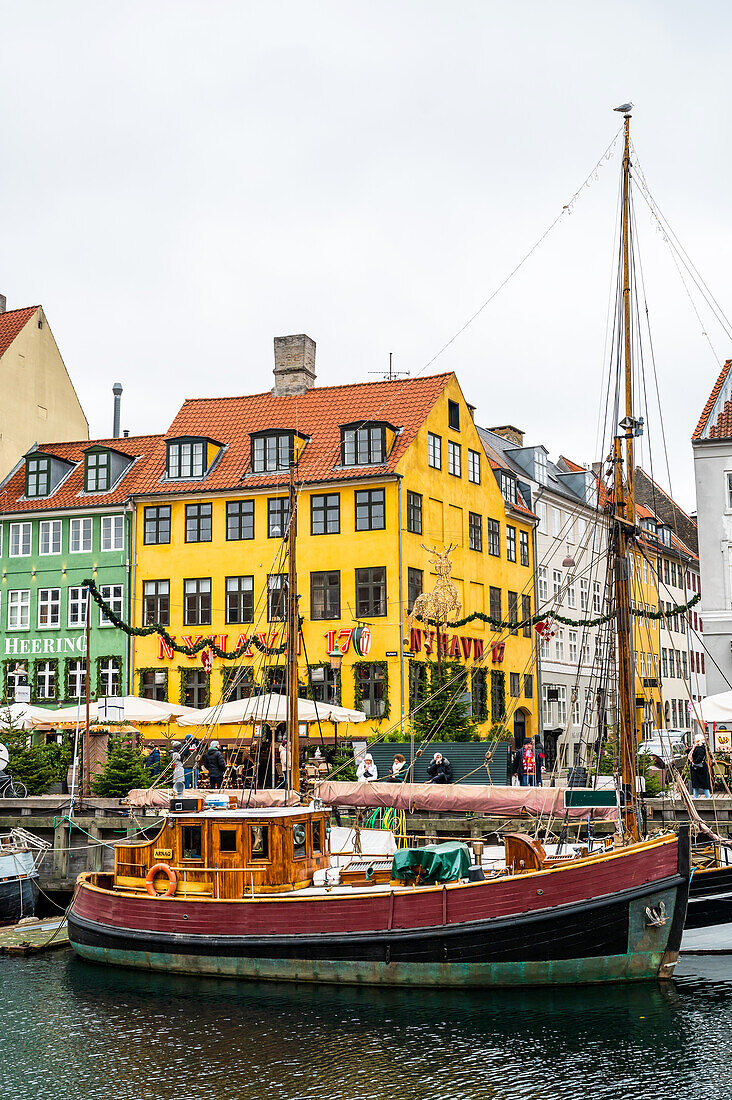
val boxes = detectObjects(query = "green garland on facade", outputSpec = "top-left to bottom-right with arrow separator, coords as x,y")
63,657 -> 83,702
352,659 -> 390,722
305,661 -> 342,705
95,655 -> 123,698
414,592 -> 701,633
83,578 -> 294,658
137,667 -> 168,698
490,669 -> 506,724
178,667 -> 211,709
471,667 -> 489,720
31,657 -> 59,704
2,658 -> 28,700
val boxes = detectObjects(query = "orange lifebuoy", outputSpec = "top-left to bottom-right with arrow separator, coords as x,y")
146,862 -> 177,898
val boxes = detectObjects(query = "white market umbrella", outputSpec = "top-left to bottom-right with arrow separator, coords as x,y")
310,701 -> 366,724
31,695 -> 199,726
0,702 -> 50,731
177,692 -> 365,728
698,692 -> 732,724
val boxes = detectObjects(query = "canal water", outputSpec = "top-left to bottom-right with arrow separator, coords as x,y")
2,952 -> 731,1099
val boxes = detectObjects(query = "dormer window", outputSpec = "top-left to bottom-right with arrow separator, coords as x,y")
85,450 -> 110,492
167,438 -> 207,479
500,471 -> 518,505
26,456 -> 50,498
251,432 -> 294,474
534,449 -> 547,486
340,423 -> 390,466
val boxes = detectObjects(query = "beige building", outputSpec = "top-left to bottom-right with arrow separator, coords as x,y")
0,298 -> 88,479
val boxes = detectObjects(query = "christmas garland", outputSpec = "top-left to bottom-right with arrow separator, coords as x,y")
95,655 -> 122,698
83,578 -> 295,659
471,667 -> 489,720
31,657 -> 58,703
490,669 -> 506,723
353,660 -> 390,722
415,592 -> 701,632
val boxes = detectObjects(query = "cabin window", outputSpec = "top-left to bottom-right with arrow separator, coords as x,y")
312,819 -> 323,854
182,825 -> 202,860
293,822 -> 307,859
250,825 -> 269,860
218,829 -> 238,854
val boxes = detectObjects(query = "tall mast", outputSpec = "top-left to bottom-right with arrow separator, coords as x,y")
613,108 -> 640,841
287,460 -> 300,793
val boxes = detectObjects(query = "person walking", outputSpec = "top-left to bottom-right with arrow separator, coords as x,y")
180,733 -> 200,789
688,733 -> 713,799
203,740 -> 226,789
521,740 -> 536,787
144,746 -> 161,778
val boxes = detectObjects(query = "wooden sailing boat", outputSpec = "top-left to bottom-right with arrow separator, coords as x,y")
67,107 -> 690,986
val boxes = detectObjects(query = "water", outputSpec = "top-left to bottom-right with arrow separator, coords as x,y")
2,951 -> 732,1100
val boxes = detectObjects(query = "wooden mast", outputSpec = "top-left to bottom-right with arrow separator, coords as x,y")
287,459 -> 300,793
613,109 -> 640,841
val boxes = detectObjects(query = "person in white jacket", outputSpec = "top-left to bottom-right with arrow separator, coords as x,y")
356,753 -> 378,782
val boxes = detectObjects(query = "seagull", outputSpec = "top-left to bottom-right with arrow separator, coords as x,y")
614,102 -> 634,113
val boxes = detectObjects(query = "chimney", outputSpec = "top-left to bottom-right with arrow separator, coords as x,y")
272,334 -> 316,396
490,424 -> 524,447
123,429 -> 130,438
0,294 -> 6,314
112,383 -> 123,438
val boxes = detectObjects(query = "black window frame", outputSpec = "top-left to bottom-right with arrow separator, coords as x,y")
508,591 -> 518,636
487,518 -> 500,556
355,488 -> 385,531
167,438 -> 207,480
524,673 -> 533,698
143,579 -> 170,626
222,666 -> 254,701
226,500 -> 254,541
218,829 -> 238,854
355,566 -> 387,618
428,432 -> 442,470
406,490 -> 423,535
355,662 -> 386,717
468,448 -> 481,484
519,529 -> 529,567
506,525 -> 517,562
447,440 -> 461,478
448,399 -> 460,431
310,571 -> 341,620
225,575 -> 255,625
510,672 -> 520,698
183,669 -> 209,709
489,586 -> 501,622
407,567 -> 423,613
522,594 -> 532,637
182,824 -> 203,859
184,578 -> 212,626
141,668 -> 168,701
468,511 -> 482,551
340,424 -> 387,467
268,574 -> 287,621
185,502 -> 212,543
251,431 -> 294,474
267,497 -> 290,539
310,493 -> 340,536
144,505 -> 171,545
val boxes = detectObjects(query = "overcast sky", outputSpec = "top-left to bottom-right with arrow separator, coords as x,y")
2,1 -> 731,510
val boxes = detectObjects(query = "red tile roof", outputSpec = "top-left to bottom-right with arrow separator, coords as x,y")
0,306 -> 39,359
693,360 -> 732,441
131,373 -> 454,495
0,435 -> 164,514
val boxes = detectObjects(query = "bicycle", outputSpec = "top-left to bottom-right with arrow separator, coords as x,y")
0,770 -> 28,799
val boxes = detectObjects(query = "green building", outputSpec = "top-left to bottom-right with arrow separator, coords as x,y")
0,434 -> 161,707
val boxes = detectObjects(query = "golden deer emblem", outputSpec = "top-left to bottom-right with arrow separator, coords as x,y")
404,545 -> 461,638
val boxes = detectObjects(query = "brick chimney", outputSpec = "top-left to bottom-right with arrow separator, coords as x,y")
490,424 -> 524,447
272,334 -> 316,396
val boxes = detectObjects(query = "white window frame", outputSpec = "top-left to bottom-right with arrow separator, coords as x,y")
67,659 -> 86,700
37,588 -> 61,629
8,589 -> 31,630
36,660 -> 56,700
68,587 -> 86,629
552,569 -> 562,599
536,501 -> 547,535
534,449 -> 547,485
567,582 -> 576,609
568,631 -> 578,663
99,657 -> 120,696
537,566 -> 548,603
9,522 -> 31,558
39,519 -> 62,556
99,584 -> 124,626
580,578 -> 589,611
552,508 -> 561,537
593,580 -> 602,613
555,630 -> 565,660
101,514 -> 124,552
70,517 -> 93,553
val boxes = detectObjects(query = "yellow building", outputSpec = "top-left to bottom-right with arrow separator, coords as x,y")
129,336 -> 538,740
0,301 -> 88,479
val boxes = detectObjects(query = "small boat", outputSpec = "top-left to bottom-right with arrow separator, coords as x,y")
67,802 -> 690,986
0,829 -> 46,925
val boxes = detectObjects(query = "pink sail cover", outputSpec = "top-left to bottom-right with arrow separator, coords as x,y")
315,781 -> 619,821
125,788 -> 302,808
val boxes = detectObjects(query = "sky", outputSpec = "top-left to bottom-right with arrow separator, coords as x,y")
2,0 -> 731,511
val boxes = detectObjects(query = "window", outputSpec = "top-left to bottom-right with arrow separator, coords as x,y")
293,822 -> 307,859
519,530 -> 529,566
406,491 -> 422,535
664,558 -> 670,584
183,670 -> 208,710
542,684 -> 567,726
580,578 -> 589,611
99,584 -> 124,626
355,488 -> 385,531
553,569 -> 562,599
639,652 -> 646,677
67,659 -> 86,699
468,512 -> 482,551
184,579 -> 211,626
487,519 -> 500,556
568,631 -> 578,663
268,574 -> 287,621
250,824 -> 269,860
522,594 -> 532,637
268,497 -> 290,539
26,456 -> 50,498
70,517 -> 93,553
226,500 -> 254,541
252,432 -> 294,473
567,582 -> 576,608
489,586 -> 501,622
68,587 -> 86,628
508,591 -> 518,636
524,674 -> 533,698
500,472 -> 517,504
8,590 -> 30,630
552,508 -> 561,537
428,432 -> 441,469
510,672 -> 520,698
555,630 -> 565,660
9,523 -> 31,557
661,649 -> 668,678
341,425 -> 386,466
311,493 -> 340,536
565,520 -> 574,546
310,572 -> 340,620
355,567 -> 387,617
85,451 -> 110,492
182,824 -> 203,859
506,526 -> 516,562
448,441 -> 461,477
312,819 -> 323,854
593,581 -> 602,614
219,830 -> 238,854
185,502 -> 212,542
537,566 -> 548,603
222,667 -> 254,701
99,658 -> 120,696
407,568 -> 423,613
143,580 -> 170,626
39,520 -> 62,556
468,449 -> 481,484
448,399 -> 460,431
167,439 -> 205,479
534,449 -> 547,485
144,505 -> 171,545
356,663 -> 386,717
311,666 -> 339,704
142,668 -> 168,701
101,515 -> 124,551
224,576 -> 254,624
38,589 -> 60,628
536,501 -> 547,534
36,661 -> 57,701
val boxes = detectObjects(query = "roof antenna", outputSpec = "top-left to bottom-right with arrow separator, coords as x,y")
369,352 -> 410,382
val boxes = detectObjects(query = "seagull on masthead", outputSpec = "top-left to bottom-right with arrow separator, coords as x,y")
614,102 -> 634,113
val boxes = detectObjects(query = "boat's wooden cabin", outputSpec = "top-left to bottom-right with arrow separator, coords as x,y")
113,807 -> 331,898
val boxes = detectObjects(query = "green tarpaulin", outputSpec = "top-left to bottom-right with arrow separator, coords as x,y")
391,841 -> 471,884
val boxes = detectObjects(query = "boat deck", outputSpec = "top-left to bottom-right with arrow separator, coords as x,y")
0,917 -> 68,955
